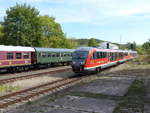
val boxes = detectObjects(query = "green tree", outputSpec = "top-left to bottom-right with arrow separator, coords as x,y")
0,24 -> 4,44
39,15 -> 65,48
126,42 -> 136,50
2,4 -> 42,46
142,40 -> 150,50
39,15 -> 77,48
88,38 -> 98,47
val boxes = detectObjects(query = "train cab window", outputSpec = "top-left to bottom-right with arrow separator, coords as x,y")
72,51 -> 88,60
23,53 -> 29,59
16,53 -> 22,59
7,53 -> 13,59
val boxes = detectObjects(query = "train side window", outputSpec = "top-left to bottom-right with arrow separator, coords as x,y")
61,54 -> 63,57
42,52 -> 47,58
102,52 -> 105,58
7,53 -> 13,59
23,53 -> 29,59
97,52 -> 101,59
48,53 -> 51,57
93,52 -> 97,59
64,53 -> 67,57
16,53 -> 22,59
52,53 -> 56,57
103,52 -> 107,58
57,53 -> 60,57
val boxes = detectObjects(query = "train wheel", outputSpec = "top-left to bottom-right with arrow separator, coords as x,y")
24,66 -> 29,71
96,67 -> 101,73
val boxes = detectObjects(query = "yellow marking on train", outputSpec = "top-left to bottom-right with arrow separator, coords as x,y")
0,59 -> 31,62
0,63 -> 31,67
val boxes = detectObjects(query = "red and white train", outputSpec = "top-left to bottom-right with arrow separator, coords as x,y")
71,47 -> 137,73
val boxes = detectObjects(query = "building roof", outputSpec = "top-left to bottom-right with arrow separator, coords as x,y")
0,45 -> 35,52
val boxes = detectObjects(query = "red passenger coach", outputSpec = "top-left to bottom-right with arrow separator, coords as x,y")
0,45 -> 35,72
71,47 -> 137,73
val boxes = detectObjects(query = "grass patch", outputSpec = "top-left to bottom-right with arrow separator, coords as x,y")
126,80 -> 146,97
0,85 -> 20,94
113,80 -> 146,113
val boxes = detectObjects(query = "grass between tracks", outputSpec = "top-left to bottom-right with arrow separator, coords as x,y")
0,85 -> 20,94
113,79 -> 146,113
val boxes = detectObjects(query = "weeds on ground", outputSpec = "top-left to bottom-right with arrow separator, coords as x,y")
113,80 -> 146,113
0,85 -> 20,94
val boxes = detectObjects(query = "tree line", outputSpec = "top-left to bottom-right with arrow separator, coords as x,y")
0,4 -> 78,48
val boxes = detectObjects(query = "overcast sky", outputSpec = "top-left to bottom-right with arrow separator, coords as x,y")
0,0 -> 150,44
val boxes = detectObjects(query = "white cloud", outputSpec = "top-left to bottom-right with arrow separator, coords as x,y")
41,0 -> 150,23
2,0 -> 150,23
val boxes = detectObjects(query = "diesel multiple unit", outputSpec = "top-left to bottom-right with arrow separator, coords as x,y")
71,47 -> 137,73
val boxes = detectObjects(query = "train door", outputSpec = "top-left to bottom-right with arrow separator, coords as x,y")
31,52 -> 35,64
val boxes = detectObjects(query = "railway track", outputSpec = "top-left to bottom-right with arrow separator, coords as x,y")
0,67 -> 71,85
0,75 -> 98,111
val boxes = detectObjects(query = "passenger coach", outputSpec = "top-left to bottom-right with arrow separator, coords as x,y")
71,47 -> 137,73
34,48 -> 74,66
0,45 -> 74,73
0,45 -> 35,72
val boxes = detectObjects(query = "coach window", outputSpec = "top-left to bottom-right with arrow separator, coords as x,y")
60,54 -> 63,57
42,52 -> 47,58
16,53 -> 22,59
48,53 -> 51,57
57,53 -> 60,57
52,53 -> 56,57
23,53 -> 29,59
7,53 -> 13,59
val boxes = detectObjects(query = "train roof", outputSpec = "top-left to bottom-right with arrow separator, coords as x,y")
76,47 -> 122,52
75,47 -> 137,53
0,45 -> 35,52
34,47 -> 75,52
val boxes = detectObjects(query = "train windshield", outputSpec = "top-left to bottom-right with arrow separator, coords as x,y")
72,51 -> 89,61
